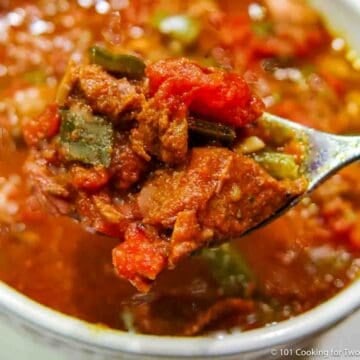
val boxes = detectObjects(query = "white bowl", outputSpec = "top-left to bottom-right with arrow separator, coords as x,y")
1,1 -> 360,359
0,279 -> 360,360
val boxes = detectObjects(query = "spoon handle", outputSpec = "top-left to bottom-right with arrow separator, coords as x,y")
260,113 -> 360,192
306,131 -> 360,190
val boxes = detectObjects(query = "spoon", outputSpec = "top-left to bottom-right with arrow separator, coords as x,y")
245,112 -> 360,234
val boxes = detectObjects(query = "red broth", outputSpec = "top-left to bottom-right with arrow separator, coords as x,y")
0,0 -> 359,335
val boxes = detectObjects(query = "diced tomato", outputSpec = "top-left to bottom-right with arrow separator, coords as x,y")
71,165 -> 110,191
146,58 -> 264,127
251,27 -> 328,58
217,14 -> 252,47
271,99 -> 307,125
22,104 -> 60,146
216,13 -> 329,63
112,223 -> 168,292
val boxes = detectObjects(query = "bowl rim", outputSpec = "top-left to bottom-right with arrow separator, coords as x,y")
0,279 -> 359,357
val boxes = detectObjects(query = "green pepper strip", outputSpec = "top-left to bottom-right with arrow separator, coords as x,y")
60,107 -> 114,167
254,152 -> 299,180
89,46 -> 145,79
200,244 -> 254,297
188,118 -> 236,144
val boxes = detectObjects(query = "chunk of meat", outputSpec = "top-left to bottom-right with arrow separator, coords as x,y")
138,147 -> 234,228
131,105 -> 189,164
134,147 -> 305,279
76,191 -> 137,238
130,297 -> 254,335
77,64 -> 142,120
24,154 -> 70,199
110,133 -> 148,190
183,298 -> 254,336
169,210 -> 205,266
112,147 -> 305,292
146,58 -> 263,127
24,152 -> 72,216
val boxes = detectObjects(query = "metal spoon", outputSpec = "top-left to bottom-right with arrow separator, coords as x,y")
245,112 -> 360,234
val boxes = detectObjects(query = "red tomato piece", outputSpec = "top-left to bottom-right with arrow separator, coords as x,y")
22,104 -> 60,146
71,165 -> 110,191
112,223 -> 168,292
146,58 -> 263,127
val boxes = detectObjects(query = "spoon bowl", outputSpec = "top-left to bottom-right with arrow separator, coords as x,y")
245,112 -> 360,234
